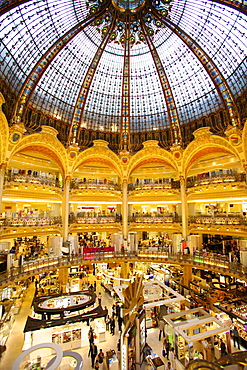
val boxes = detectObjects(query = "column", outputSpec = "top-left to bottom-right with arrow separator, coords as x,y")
122,180 -> 128,240
62,176 -> 70,241
0,164 -> 6,213
180,176 -> 188,240
58,267 -> 69,293
183,265 -> 192,287
120,261 -> 129,279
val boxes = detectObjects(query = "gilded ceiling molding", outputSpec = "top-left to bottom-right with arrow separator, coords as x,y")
71,145 -> 123,179
8,130 -> 68,176
182,128 -> 242,175
70,17 -> 117,144
140,18 -> 182,146
0,92 -> 9,165
127,141 -> 179,178
241,119 -> 247,166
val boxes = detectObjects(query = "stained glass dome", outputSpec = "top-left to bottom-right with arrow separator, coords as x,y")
0,0 -> 247,151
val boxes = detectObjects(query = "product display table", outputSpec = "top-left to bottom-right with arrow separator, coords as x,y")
146,355 -> 165,370
94,318 -> 106,342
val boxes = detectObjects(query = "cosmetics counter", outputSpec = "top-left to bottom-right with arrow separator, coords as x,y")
215,298 -> 247,348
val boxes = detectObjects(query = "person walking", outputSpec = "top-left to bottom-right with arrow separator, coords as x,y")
110,317 -> 115,335
232,326 -> 240,350
158,319 -> 165,341
89,343 -> 98,368
165,339 -> 171,360
118,316 -> 123,332
170,347 -> 176,370
88,327 -> 95,344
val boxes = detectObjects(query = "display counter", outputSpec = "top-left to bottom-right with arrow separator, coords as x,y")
93,318 -> 106,342
146,355 -> 165,370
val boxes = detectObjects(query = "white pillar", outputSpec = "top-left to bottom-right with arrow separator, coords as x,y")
62,177 -> 70,240
122,180 -> 128,239
180,176 -> 188,240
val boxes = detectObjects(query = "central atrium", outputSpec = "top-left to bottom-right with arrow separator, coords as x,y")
0,0 -> 247,369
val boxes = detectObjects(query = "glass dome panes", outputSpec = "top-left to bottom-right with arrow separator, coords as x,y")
0,0 -> 247,138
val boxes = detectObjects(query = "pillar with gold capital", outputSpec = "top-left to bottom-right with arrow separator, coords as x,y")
122,179 -> 128,240
0,163 -> 7,213
62,176 -> 70,241
180,175 -> 188,240
58,267 -> 69,293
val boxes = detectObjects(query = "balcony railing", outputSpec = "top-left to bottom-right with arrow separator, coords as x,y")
1,251 -> 247,288
70,180 -> 121,191
4,174 -> 62,188
187,173 -> 246,188
0,216 -> 62,227
128,180 -> 180,191
69,214 -> 122,224
189,214 -> 247,226
129,214 -> 182,223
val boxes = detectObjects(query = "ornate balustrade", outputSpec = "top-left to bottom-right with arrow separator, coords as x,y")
70,180 -> 121,191
69,215 -> 121,224
189,215 -> 247,226
128,181 -> 180,191
129,215 -> 181,223
187,173 -> 246,188
1,251 -> 247,288
4,174 -> 62,188
0,216 -> 62,227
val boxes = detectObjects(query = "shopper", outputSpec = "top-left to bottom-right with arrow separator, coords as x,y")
165,338 -> 171,359
94,359 -> 100,369
170,347 -> 176,370
89,343 -> 98,368
220,339 -> 227,357
158,319 -> 165,341
232,326 -> 240,350
166,361 -> 174,370
88,327 -> 95,344
112,304 -> 116,317
98,292 -> 102,305
105,314 -> 110,331
118,316 -> 123,332
98,348 -> 105,364
116,303 -> 121,318
117,339 -> 121,352
110,317 -> 115,335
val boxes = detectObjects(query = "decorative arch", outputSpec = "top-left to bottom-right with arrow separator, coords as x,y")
9,132 -> 68,176
127,145 -> 179,179
183,129 -> 242,175
0,92 -> 9,165
71,146 -> 123,179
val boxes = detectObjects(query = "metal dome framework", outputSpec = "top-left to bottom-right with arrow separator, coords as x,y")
0,0 -> 247,152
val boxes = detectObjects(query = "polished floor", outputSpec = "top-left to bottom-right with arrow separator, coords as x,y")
0,276 -> 244,370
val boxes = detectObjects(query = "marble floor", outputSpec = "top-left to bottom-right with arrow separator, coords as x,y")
0,276 -> 244,370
